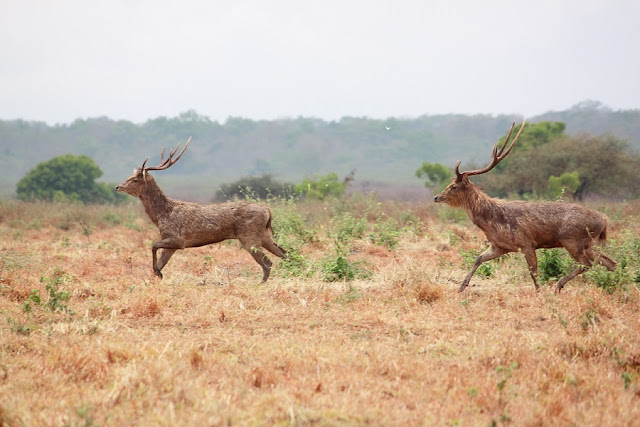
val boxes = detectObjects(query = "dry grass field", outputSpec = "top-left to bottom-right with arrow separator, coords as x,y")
1,198 -> 639,426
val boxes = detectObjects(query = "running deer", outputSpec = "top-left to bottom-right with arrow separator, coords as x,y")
115,139 -> 287,282
434,121 -> 616,293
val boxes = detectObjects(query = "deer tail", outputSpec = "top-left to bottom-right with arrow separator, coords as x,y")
266,208 -> 273,231
597,224 -> 608,245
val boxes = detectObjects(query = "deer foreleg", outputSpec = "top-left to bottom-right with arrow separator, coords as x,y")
555,266 -> 588,293
521,248 -> 540,290
151,238 -> 184,279
459,245 -> 507,292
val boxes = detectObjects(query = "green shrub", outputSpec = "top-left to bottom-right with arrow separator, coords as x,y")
586,263 -> 630,294
538,249 -> 572,283
331,212 -> 367,244
215,175 -> 295,201
322,241 -> 371,282
39,267 -> 72,313
369,218 -> 403,249
295,172 -> 346,200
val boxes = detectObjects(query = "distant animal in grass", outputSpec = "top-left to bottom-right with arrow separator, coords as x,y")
434,121 -> 616,293
115,138 -> 287,282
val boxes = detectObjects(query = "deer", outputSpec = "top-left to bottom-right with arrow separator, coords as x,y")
115,138 -> 287,282
434,121 -> 616,293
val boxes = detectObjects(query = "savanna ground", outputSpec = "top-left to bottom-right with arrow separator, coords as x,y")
1,195 -> 639,426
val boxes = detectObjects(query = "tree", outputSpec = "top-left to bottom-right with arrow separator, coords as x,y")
546,171 -> 580,200
415,162 -> 451,191
16,154 -> 126,204
477,126 -> 640,200
295,172 -> 346,200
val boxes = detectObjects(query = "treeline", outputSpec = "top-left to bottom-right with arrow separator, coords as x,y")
1,101 -> 639,200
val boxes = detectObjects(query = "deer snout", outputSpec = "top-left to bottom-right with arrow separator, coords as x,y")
114,185 -> 121,192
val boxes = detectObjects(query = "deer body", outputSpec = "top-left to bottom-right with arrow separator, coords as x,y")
434,122 -> 616,293
115,139 -> 286,282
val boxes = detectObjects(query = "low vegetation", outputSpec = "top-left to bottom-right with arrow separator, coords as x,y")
1,196 -> 639,425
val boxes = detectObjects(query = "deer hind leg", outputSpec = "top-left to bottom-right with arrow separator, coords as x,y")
556,240 -> 592,293
459,245 -> 508,292
556,266 -> 589,293
586,246 -> 617,271
241,240 -> 273,283
262,236 -> 288,259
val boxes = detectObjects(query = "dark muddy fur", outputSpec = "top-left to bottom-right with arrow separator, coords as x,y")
116,169 -> 286,282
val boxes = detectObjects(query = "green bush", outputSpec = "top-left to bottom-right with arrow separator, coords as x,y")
215,174 -> 295,201
331,212 -> 367,244
538,249 -> 572,283
295,172 -> 346,200
322,241 -> 371,282
369,218 -> 403,249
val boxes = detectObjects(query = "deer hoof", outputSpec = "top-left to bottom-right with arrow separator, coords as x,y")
153,269 -> 163,279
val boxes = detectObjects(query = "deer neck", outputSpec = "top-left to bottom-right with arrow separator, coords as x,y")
138,178 -> 173,225
460,186 -> 501,228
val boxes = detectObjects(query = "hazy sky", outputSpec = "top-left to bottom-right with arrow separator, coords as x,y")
1,0 -> 638,124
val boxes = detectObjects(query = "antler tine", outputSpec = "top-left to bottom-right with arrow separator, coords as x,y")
143,137 -> 192,172
495,123 -> 516,158
457,120 -> 526,177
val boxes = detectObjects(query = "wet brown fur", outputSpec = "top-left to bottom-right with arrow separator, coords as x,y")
435,174 -> 616,292
115,170 -> 286,282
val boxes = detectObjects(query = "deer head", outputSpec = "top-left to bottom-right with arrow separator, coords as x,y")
115,137 -> 191,197
434,121 -> 525,206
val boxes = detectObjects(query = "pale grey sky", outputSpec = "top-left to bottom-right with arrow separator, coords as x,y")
1,0 -> 638,124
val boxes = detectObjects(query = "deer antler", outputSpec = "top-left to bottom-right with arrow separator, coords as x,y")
455,120 -> 526,178
144,137 -> 192,172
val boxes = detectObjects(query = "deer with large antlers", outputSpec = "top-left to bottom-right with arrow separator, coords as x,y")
434,121 -> 616,293
115,138 -> 287,282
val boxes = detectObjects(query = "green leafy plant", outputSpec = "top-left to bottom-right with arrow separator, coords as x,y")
322,241 -> 371,282
331,212 -> 367,244
7,316 -> 32,336
369,218 -> 403,249
586,263 -> 629,294
40,267 -> 72,313
538,249 -> 572,283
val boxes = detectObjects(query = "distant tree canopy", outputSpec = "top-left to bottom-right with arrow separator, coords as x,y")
415,162 -> 452,191
470,122 -> 640,200
16,154 -> 127,204
215,174 -> 295,201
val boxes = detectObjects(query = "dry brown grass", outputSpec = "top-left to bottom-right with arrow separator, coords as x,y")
1,200 -> 639,425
